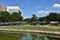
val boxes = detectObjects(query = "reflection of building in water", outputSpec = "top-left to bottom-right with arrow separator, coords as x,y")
7,6 -> 23,14
0,4 -> 7,11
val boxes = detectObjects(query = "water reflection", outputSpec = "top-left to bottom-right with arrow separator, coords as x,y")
21,33 -> 60,40
44,37 -> 49,40
22,33 -> 32,40
0,32 -> 60,40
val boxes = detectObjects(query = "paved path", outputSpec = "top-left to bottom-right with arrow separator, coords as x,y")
0,28 -> 60,36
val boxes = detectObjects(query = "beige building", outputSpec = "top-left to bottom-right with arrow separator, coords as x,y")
0,4 -> 7,11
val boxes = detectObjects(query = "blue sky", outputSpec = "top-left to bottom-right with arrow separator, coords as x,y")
0,0 -> 60,18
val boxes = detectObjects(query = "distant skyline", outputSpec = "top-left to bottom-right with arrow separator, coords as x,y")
0,0 -> 60,18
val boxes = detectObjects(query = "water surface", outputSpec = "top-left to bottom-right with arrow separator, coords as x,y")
0,32 -> 60,40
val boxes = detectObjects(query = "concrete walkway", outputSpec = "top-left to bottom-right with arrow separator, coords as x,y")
0,28 -> 60,36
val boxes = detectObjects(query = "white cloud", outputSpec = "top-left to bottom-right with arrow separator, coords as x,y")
37,10 -> 58,17
38,10 -> 49,14
23,17 -> 29,19
53,3 -> 60,8
37,10 -> 57,14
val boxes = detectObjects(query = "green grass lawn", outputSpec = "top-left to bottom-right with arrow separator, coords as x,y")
0,25 -> 60,32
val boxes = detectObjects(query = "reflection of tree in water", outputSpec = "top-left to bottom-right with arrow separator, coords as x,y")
0,32 -> 24,40
6,33 -> 23,40
31,34 -> 45,40
21,33 -> 32,40
39,35 -> 45,40
47,36 -> 60,40
31,34 -> 37,40
31,34 -> 49,40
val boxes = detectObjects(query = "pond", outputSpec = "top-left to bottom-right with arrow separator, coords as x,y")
0,32 -> 60,40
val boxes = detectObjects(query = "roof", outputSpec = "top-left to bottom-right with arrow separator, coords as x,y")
7,6 -> 20,9
7,6 -> 23,14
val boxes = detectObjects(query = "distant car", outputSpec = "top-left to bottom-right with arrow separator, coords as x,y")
50,21 -> 58,26
0,22 -> 5,26
0,22 -> 28,26
39,21 -> 48,25
20,22 -> 27,25
30,21 -> 38,25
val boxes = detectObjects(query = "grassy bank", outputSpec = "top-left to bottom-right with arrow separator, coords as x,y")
0,25 -> 60,32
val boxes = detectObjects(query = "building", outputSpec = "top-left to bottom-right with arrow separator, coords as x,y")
0,4 -> 23,14
7,6 -> 23,14
0,4 -> 7,11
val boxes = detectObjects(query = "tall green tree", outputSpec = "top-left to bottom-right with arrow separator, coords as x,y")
57,13 -> 60,21
11,12 -> 20,21
48,13 -> 58,21
24,18 -> 31,23
31,14 -> 38,22
19,10 -> 23,21
0,11 -> 10,22
11,12 -> 23,22
38,16 -> 48,21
